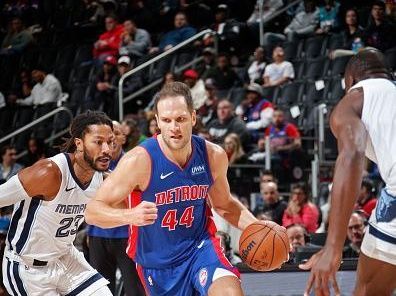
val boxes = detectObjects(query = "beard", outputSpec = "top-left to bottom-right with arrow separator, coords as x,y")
83,150 -> 108,171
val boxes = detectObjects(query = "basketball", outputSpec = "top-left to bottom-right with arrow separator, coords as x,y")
239,221 -> 290,271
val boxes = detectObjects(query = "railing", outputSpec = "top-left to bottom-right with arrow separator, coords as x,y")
0,106 -> 73,157
118,29 -> 217,121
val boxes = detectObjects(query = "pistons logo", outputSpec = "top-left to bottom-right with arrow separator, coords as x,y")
199,268 -> 208,287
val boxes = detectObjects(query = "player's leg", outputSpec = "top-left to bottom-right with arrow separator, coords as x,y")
2,255 -> 59,296
192,238 -> 242,296
208,275 -> 243,296
58,246 -> 110,296
89,236 -> 117,292
112,238 -> 144,296
88,285 -> 113,295
354,253 -> 396,296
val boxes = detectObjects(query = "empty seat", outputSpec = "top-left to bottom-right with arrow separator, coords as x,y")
302,36 -> 327,59
385,48 -> 396,71
329,55 -> 351,76
302,57 -> 329,80
37,47 -> 58,72
276,81 -> 304,106
55,44 -> 76,65
303,80 -> 328,106
326,77 -> 344,105
283,41 -> 302,61
74,44 -> 93,66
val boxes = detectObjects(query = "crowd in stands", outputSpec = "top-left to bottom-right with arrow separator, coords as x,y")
1,0 -> 396,293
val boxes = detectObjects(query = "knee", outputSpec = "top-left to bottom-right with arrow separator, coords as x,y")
208,277 -> 243,296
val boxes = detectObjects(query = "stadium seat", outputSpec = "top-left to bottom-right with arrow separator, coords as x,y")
302,36 -> 327,59
329,55 -> 351,77
37,47 -> 58,72
326,33 -> 344,51
385,47 -> 396,71
326,77 -> 344,105
283,41 -> 302,61
261,86 -> 279,102
276,81 -> 304,107
73,44 -> 93,67
303,79 -> 328,106
302,57 -> 329,80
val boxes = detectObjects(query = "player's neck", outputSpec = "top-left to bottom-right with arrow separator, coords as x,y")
70,153 -> 96,186
158,135 -> 192,168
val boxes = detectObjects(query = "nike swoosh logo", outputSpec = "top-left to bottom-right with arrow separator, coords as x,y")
197,240 -> 205,249
160,172 -> 174,180
65,186 -> 76,192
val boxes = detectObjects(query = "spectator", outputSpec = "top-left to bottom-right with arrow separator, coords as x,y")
260,169 -> 276,183
236,83 -> 274,139
246,46 -> 267,84
354,179 -> 377,218
182,69 -> 207,109
253,181 -> 287,225
215,231 -> 242,265
112,56 -> 143,118
262,0 -> 319,46
0,145 -> 23,183
195,47 -> 216,78
88,121 -> 144,296
205,53 -> 241,90
315,0 -> 341,35
363,1 -> 396,52
329,8 -> 364,59
203,4 -> 243,55
207,99 -> 250,149
146,116 -> 159,137
343,212 -> 366,258
93,15 -> 124,60
247,137 -> 266,164
223,133 -> 249,165
263,46 -> 295,87
0,17 -> 33,55
17,68 -> 62,108
20,137 -> 47,167
119,19 -> 151,60
264,108 -> 301,164
282,183 -> 320,233
72,0 -> 105,28
16,68 -> 62,139
197,78 -> 219,125
286,224 -> 308,253
150,12 -> 197,78
88,55 -> 118,111
121,117 -> 147,151
247,0 -> 283,26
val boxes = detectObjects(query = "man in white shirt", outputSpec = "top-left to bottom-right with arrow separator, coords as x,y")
17,69 -> 62,140
263,46 -> 294,87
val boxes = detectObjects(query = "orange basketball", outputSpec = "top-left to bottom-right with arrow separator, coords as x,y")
239,221 -> 290,271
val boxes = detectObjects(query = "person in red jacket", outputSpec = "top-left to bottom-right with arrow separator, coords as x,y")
93,15 -> 124,60
282,182 -> 319,233
354,179 -> 377,218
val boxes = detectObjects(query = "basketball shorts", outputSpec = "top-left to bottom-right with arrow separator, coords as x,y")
2,246 -> 109,296
361,189 -> 396,265
136,237 -> 240,296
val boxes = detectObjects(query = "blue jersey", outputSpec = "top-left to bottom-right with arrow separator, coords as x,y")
127,135 -> 215,268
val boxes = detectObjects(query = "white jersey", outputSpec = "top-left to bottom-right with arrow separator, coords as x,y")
5,153 -> 104,262
351,78 -> 396,241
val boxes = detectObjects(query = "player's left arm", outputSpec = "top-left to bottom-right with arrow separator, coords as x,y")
206,141 -> 257,230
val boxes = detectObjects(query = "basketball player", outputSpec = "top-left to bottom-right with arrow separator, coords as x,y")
300,49 -> 396,296
86,82 -> 258,295
0,111 -> 153,295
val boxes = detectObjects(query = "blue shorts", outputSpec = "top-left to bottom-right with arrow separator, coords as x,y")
136,237 -> 240,296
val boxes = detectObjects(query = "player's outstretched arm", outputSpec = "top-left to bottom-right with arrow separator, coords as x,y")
206,141 -> 257,230
85,147 -> 158,228
0,159 -> 61,207
300,89 -> 367,295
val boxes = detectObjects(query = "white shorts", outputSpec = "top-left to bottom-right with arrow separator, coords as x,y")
2,246 -> 109,296
361,223 -> 396,266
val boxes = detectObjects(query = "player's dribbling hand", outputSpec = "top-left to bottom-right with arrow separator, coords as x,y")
298,247 -> 342,296
131,201 -> 158,226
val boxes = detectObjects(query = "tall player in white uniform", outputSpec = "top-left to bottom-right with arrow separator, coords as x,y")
0,111 -> 151,295
300,48 -> 396,295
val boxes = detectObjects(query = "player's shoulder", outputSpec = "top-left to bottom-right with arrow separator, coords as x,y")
120,146 -> 151,168
332,87 -> 364,118
23,158 -> 62,181
205,140 -> 228,164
